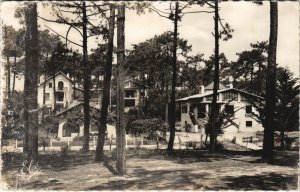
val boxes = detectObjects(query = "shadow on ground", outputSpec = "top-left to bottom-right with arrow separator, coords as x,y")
2,149 -> 298,190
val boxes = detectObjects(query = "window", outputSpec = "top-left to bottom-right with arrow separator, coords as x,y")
206,95 -> 219,101
56,92 -> 64,101
49,83 -> 52,88
125,99 -> 135,107
223,91 -> 238,101
58,81 -> 64,90
125,90 -> 135,98
197,104 -> 206,118
246,121 -> 252,127
181,106 -> 187,113
45,93 -> 50,101
246,105 -> 252,113
225,105 -> 234,115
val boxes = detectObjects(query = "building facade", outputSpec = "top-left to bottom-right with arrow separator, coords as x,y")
124,79 -> 148,111
38,72 -> 74,113
177,83 -> 264,138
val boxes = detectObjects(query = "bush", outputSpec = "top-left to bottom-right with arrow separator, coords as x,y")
129,118 -> 167,139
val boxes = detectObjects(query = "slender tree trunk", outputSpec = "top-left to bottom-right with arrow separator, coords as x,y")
7,56 -> 11,100
42,53 -> 48,122
280,126 -> 285,148
250,64 -> 254,93
23,2 -> 39,162
82,2 -> 91,152
210,0 -> 219,153
167,1 -> 179,153
262,1 -> 278,163
52,60 -> 56,113
95,4 -> 115,161
12,54 -> 17,98
116,3 -> 126,175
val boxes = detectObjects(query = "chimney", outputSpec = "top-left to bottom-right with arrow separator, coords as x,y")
66,73 -> 70,78
229,83 -> 233,88
200,85 -> 205,94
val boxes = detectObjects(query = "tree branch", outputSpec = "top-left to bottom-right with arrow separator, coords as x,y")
182,10 -> 214,14
44,25 -> 83,48
149,7 -> 171,20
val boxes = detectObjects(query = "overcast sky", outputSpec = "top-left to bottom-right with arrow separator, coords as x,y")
1,1 -> 299,77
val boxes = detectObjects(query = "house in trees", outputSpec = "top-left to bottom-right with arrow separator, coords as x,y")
38,71 -> 74,113
38,71 -> 102,114
124,78 -> 148,112
177,82 -> 264,139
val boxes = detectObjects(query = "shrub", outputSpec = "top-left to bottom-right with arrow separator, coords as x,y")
129,118 -> 167,139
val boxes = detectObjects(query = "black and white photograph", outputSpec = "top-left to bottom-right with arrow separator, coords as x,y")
0,0 -> 299,190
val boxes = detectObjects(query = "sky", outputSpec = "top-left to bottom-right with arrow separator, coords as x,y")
1,1 -> 299,78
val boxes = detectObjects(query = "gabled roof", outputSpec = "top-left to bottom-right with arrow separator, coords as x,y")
204,82 -> 227,90
55,100 -> 100,117
39,71 -> 73,86
177,88 -> 263,102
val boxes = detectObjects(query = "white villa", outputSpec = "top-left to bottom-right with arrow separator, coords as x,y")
124,79 -> 148,111
38,71 -> 75,113
177,82 -> 264,140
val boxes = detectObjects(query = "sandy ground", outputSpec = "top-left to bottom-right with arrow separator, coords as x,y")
1,149 -> 298,191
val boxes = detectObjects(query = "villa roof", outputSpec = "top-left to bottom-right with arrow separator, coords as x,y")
55,100 -> 100,117
176,88 -> 264,102
204,82 -> 227,90
39,71 -> 73,86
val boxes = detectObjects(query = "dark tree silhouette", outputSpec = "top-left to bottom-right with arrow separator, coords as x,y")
263,1 -> 278,163
95,4 -> 115,161
23,2 -> 39,162
116,3 -> 126,175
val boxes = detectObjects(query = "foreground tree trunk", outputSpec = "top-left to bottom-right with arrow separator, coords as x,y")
167,1 -> 179,153
116,3 -> 126,175
23,2 -> 39,162
12,53 -> 16,100
82,2 -> 91,152
95,4 -> 115,161
262,1 -> 278,163
210,1 -> 219,153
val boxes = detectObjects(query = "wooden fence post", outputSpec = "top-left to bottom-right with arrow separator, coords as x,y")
156,136 -> 159,150
178,135 -> 181,150
67,138 -> 70,147
50,138 -> 53,148
141,137 -> 143,147
15,140 -> 18,149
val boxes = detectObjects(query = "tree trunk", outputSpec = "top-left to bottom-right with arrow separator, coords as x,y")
12,54 -> 16,99
42,53 -> 48,122
82,2 -> 91,152
23,2 -> 39,162
52,59 -> 56,113
167,1 -> 179,153
210,0 -> 219,153
116,3 -> 126,175
262,1 -> 278,163
95,4 -> 115,161
7,56 -> 11,100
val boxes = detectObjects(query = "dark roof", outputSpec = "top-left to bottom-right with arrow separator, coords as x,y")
204,82 -> 227,90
